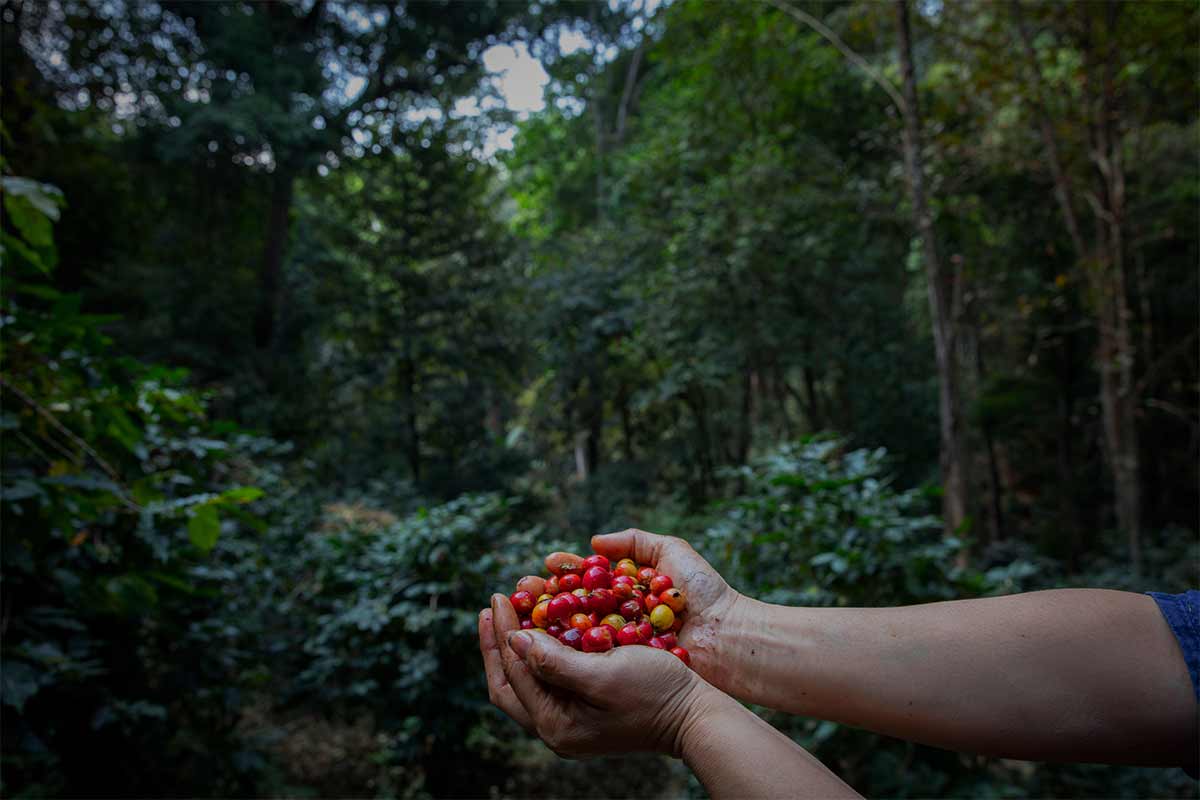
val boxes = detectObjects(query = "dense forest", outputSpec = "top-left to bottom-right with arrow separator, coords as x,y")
1,0 -> 1197,797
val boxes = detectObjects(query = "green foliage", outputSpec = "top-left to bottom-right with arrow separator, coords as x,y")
1,178 -> 273,795
703,438 -> 983,607
238,494 -> 546,795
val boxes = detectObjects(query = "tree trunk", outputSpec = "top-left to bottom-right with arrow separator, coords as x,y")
802,364 -> 823,431
1093,3 -> 1141,573
253,169 -> 295,351
972,321 -> 1004,543
737,368 -> 753,464
895,0 -> 970,541
402,334 -> 421,483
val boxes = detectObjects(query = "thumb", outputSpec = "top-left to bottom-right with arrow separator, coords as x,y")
510,630 -> 594,694
591,528 -> 673,566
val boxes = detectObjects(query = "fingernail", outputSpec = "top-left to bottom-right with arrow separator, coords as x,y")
491,593 -> 506,607
508,631 -> 532,657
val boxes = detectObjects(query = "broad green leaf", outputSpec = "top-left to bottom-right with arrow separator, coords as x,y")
188,504 -> 221,552
218,486 -> 264,504
1,176 -> 65,220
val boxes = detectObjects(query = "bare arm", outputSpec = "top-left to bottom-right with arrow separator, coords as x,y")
712,588 -> 1196,766
678,687 -> 860,800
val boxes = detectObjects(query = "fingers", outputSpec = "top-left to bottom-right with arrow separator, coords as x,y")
492,594 -> 552,710
591,528 -> 679,566
543,551 -> 584,575
509,628 -> 598,696
478,609 -> 534,732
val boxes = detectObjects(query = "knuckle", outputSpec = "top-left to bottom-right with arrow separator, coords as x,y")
526,646 -> 555,678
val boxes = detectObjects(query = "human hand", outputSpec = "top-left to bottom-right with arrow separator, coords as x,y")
478,591 -> 714,759
544,528 -> 746,691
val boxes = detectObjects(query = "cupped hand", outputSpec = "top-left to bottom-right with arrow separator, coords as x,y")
544,528 -> 745,692
479,592 -> 712,759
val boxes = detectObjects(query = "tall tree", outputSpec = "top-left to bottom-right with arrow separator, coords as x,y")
769,0 -> 970,539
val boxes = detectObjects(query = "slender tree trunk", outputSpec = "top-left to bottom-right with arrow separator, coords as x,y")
895,0 -> 970,540
685,387 -> 713,500
1095,4 -> 1141,573
737,368 -> 753,464
1057,378 -> 1082,570
972,320 -> 1004,542
619,391 -> 635,461
254,169 -> 295,351
802,364 -> 823,431
586,391 -> 603,476
402,334 -> 421,483
590,3 -> 606,224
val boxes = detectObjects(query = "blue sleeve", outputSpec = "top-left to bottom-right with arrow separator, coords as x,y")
1146,589 -> 1199,777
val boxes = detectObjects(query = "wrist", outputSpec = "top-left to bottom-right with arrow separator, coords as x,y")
706,593 -> 774,699
672,680 -> 739,762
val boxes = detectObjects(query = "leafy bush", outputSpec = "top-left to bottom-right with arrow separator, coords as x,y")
702,436 -> 1018,607
1,176 -> 273,795
216,491 -> 555,797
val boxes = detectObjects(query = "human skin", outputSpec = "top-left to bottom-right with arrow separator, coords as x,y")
549,528 -> 1198,768
478,594 -> 860,799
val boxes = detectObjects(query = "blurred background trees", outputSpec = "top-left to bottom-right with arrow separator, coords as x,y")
2,0 -> 1196,797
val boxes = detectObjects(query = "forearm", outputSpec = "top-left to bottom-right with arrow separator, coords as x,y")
715,589 -> 1196,765
678,686 -> 859,800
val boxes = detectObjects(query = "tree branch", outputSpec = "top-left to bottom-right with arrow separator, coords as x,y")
613,39 -> 646,145
0,375 -> 139,511
764,0 -> 908,117
1010,0 -> 1088,260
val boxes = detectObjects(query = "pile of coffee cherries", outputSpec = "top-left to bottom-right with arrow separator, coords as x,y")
508,554 -> 691,666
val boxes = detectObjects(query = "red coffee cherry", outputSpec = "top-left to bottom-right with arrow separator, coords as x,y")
660,588 -> 686,613
558,573 -> 582,593
509,590 -> 536,616
616,622 -> 643,646
648,574 -> 673,595
582,626 -> 615,653
581,554 -> 611,571
588,588 -> 618,615
547,593 -> 575,623
560,628 -> 584,650
618,600 -> 642,621
637,566 -> 657,585
582,566 -> 612,591
670,646 -> 691,665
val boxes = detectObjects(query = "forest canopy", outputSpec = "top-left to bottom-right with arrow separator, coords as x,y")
1,0 -> 1197,797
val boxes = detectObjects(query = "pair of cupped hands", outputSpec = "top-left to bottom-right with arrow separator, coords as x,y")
478,528 -> 743,759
